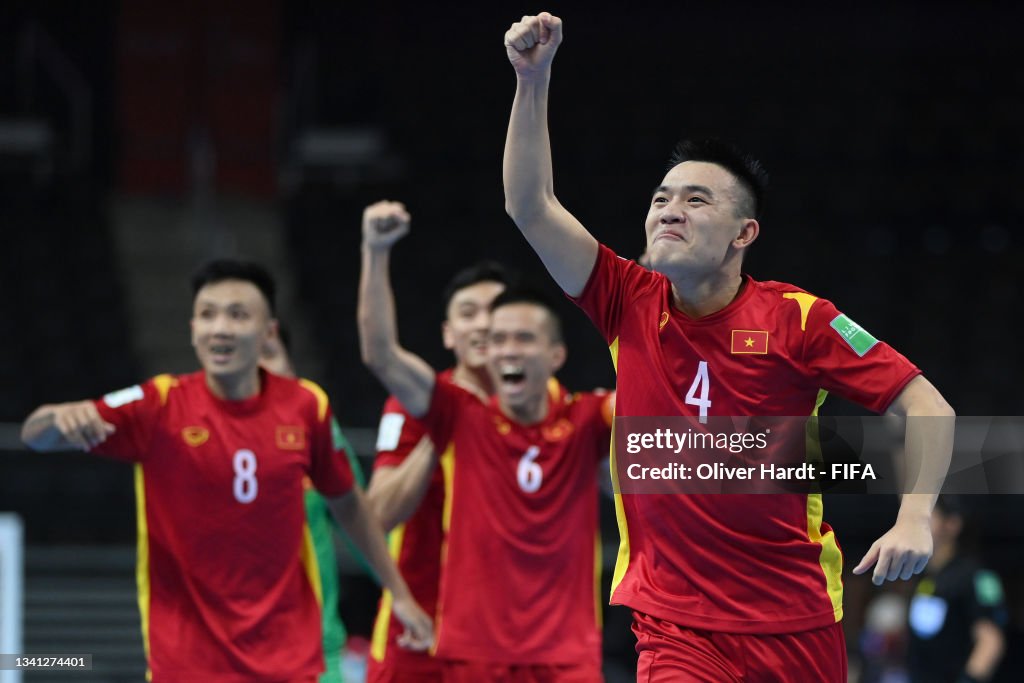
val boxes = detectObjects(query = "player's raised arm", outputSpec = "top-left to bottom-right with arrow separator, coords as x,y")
853,375 -> 955,585
503,12 -> 598,298
21,401 -> 116,452
358,201 -> 437,418
327,486 -> 433,650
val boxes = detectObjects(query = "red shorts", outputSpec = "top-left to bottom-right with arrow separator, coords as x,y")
440,659 -> 603,683
632,611 -> 847,683
366,656 -> 443,683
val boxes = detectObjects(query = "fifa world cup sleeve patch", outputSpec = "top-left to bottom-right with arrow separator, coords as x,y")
375,413 -> 406,451
829,314 -> 879,357
103,385 -> 145,408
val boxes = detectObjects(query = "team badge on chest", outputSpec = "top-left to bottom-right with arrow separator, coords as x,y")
182,426 -> 209,446
276,425 -> 306,450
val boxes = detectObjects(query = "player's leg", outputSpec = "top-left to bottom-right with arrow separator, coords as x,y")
631,611 -> 742,683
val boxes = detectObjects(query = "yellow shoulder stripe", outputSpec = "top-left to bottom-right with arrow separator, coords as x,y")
782,292 -> 819,332
298,378 -> 330,422
547,377 -> 560,401
151,374 -> 178,406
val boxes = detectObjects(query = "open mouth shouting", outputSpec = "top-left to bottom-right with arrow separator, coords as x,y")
499,363 -> 527,392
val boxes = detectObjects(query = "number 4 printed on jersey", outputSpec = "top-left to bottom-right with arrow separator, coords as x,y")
685,360 -> 711,424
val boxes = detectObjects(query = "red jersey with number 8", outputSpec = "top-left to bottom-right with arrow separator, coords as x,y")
90,370 -> 354,682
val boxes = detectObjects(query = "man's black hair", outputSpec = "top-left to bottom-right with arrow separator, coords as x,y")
441,260 -> 515,316
191,259 -> 277,315
667,139 -> 769,219
489,285 -> 564,344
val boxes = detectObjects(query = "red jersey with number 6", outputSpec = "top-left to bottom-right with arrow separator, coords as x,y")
573,244 -> 920,634
90,369 -> 354,683
420,379 -> 612,665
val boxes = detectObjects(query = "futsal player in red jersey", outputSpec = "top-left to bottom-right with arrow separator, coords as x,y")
502,13 -> 955,681
21,259 -> 432,683
365,259 -> 511,683
359,201 -> 613,682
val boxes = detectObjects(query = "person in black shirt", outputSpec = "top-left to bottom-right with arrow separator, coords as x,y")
907,495 -> 1007,683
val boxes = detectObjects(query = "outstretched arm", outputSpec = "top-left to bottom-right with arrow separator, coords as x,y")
22,401 -> 116,452
357,201 -> 437,418
853,375 -> 955,585
503,12 -> 598,297
328,486 -> 433,650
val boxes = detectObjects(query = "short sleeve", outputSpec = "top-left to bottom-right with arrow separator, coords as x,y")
90,379 -> 163,462
331,417 -> 366,487
373,395 -> 433,470
570,244 -> 660,345
418,379 -> 465,452
308,401 -> 356,498
802,298 -> 921,413
970,568 -> 1009,626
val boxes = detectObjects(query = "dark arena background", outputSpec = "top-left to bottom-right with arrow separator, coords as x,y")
1,1 -> 1022,681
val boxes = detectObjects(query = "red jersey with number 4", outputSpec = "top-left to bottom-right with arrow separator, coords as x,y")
90,370 -> 354,682
367,370 -> 454,674
574,244 -> 920,634
419,379 -> 612,665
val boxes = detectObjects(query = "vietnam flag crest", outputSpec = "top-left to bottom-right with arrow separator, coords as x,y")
276,425 -> 306,450
730,329 -> 769,354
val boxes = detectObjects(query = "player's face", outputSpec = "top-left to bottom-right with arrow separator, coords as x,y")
644,161 -> 756,279
191,280 -> 275,382
443,281 -> 506,370
487,303 -> 566,415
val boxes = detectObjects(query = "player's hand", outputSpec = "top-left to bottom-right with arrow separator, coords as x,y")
504,12 -> 563,78
852,512 -> 932,586
392,594 -> 434,651
52,401 -> 116,451
362,201 -> 411,251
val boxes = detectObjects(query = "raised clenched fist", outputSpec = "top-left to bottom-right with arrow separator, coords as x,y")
362,200 -> 411,250
504,12 -> 563,78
